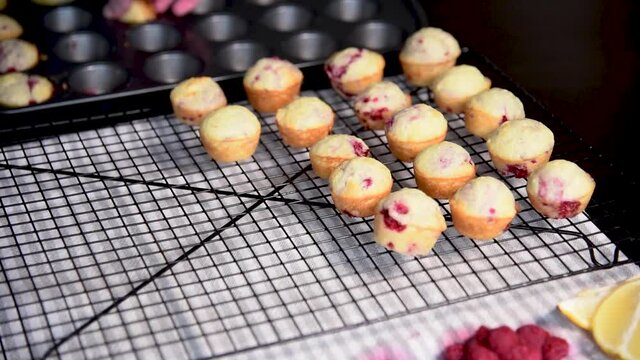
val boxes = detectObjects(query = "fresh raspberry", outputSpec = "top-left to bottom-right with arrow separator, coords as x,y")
443,343 -> 464,360
504,164 -> 529,178
466,341 -> 499,360
487,326 -> 520,359
474,326 -> 491,346
517,325 -> 549,350
505,345 -> 542,360
380,209 -> 406,232
557,200 -> 581,218
542,336 -> 569,360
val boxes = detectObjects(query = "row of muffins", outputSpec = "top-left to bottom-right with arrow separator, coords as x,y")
168,27 -> 596,257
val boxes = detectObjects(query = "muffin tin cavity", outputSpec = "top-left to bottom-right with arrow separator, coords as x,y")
127,23 -> 181,52
68,62 -> 127,95
246,0 -> 281,6
43,6 -> 92,33
259,4 -> 313,32
216,40 -> 269,72
324,0 -> 377,22
282,31 -> 337,61
53,31 -> 110,63
143,51 -> 202,84
347,20 -> 401,51
191,0 -> 227,15
195,13 -> 248,42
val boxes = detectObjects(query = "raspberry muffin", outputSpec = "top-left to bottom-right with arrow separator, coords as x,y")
199,105 -> 261,162
243,57 -> 303,113
450,176 -> 517,240
0,15 -> 23,41
464,88 -> 526,139
275,96 -> 334,148
103,0 -> 156,24
431,64 -> 491,113
414,141 -> 476,199
324,47 -> 385,97
399,27 -> 461,87
170,77 -> 227,126
527,160 -> 595,219
487,118 -> 554,178
385,103 -> 448,162
329,157 -> 393,217
0,39 -> 39,74
0,73 -> 54,108
353,81 -> 411,130
373,188 -> 446,256
309,134 -> 369,179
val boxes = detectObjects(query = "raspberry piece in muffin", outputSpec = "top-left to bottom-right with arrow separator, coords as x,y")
385,103 -> 448,162
373,188 -> 446,256
464,88 -> 526,139
324,47 -> 385,97
170,76 -> 227,126
399,27 -> 461,86
0,73 -> 54,108
329,157 -> 392,217
275,96 -> 334,148
354,81 -> 411,130
526,159 -> 595,219
244,57 -> 303,113
431,64 -> 491,113
0,39 -> 39,74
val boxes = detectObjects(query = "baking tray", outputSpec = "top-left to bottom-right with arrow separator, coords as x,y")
0,0 -> 422,124
0,44 -> 637,358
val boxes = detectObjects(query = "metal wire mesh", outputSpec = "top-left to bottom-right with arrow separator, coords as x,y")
0,74 -> 633,359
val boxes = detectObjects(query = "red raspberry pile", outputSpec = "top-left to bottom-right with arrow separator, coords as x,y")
443,324 -> 569,360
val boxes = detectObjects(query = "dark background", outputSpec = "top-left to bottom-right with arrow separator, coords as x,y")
421,0 -> 639,181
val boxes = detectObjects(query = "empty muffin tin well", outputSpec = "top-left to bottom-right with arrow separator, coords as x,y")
68,62 -> 128,95
191,0 -> 227,15
324,0 -> 377,22
281,31 -> 337,61
143,51 -> 202,84
127,23 -> 181,52
43,6 -> 92,33
216,40 -> 269,72
347,20 -> 401,51
259,4 -> 313,32
53,31 -> 110,63
195,13 -> 248,42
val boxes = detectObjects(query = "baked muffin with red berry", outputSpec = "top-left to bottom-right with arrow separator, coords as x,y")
450,176 -> 516,240
414,141 -> 476,199
0,73 -> 54,108
324,47 -> 385,97
487,118 -> 554,178
373,188 -> 446,256
329,157 -> 393,217
431,64 -> 491,113
464,88 -> 526,139
199,105 -> 261,163
170,77 -> 227,126
399,27 -> 461,87
103,0 -> 156,24
309,134 -> 369,179
243,57 -> 303,113
385,103 -> 448,162
0,39 -> 39,74
353,81 -> 411,130
0,15 -> 23,41
526,160 -> 595,219
275,96 -> 334,148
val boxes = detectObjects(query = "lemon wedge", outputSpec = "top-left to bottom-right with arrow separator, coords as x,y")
592,280 -> 640,359
558,285 -> 614,330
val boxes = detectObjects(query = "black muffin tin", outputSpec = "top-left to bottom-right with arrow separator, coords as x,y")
0,0 -> 426,122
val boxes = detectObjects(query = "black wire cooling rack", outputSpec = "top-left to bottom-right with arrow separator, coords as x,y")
0,62 -> 638,358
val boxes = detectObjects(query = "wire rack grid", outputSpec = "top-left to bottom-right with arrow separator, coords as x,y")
0,74 -> 634,359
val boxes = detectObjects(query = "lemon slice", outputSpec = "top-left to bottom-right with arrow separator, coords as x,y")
592,280 -> 640,359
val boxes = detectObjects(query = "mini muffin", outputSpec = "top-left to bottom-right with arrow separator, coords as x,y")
329,157 -> 393,217
324,47 -> 385,97
0,73 -> 54,108
385,103 -> 448,162
0,39 -> 39,74
464,88 -> 526,139
0,15 -> 23,41
430,65 -> 491,113
450,176 -> 517,240
486,118 -> 554,178
199,105 -> 261,162
309,134 -> 369,179
399,27 -> 461,87
243,57 -> 303,113
414,141 -> 476,199
103,0 -> 156,24
374,188 -> 446,256
353,81 -> 411,130
170,77 -> 227,126
527,160 -> 595,219
275,96 -> 334,148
